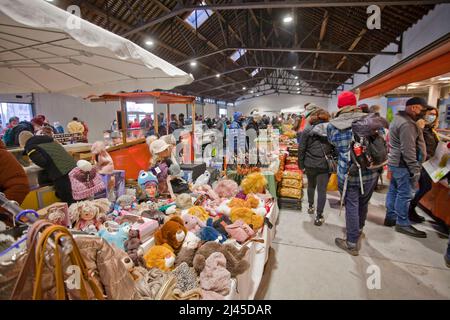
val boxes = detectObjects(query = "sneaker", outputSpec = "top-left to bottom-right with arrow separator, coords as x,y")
356,230 -> 365,251
395,225 -> 427,238
384,218 -> 396,227
307,205 -> 315,215
314,214 -> 324,226
335,238 -> 359,256
409,208 -> 425,223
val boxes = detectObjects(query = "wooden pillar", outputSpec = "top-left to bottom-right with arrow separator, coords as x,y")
120,98 -> 127,144
166,104 -> 170,136
191,103 -> 195,163
154,101 -> 159,136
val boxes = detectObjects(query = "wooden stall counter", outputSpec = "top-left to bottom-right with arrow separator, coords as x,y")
420,181 -> 450,225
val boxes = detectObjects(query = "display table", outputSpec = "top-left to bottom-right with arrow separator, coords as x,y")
419,182 -> 450,225
225,202 -> 279,300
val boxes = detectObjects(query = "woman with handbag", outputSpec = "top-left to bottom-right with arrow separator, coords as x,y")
298,109 -> 336,226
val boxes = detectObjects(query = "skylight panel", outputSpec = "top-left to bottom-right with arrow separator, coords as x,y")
230,49 -> 247,62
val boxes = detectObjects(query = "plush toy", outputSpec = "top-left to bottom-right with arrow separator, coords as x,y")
98,223 -> 130,250
138,170 -> 159,199
228,198 -> 251,209
199,218 -> 227,243
251,195 -> 267,216
193,170 -> 211,188
175,193 -> 193,211
187,206 -> 209,222
93,198 -> 112,215
114,194 -> 137,213
182,214 -> 206,233
193,241 -> 249,277
213,179 -> 239,199
182,231 -> 202,250
91,141 -> 114,175
154,216 -> 187,251
174,231 -> 202,268
212,215 -> 232,237
121,256 -> 147,281
124,229 -> 142,266
192,184 -> 219,201
69,201 -> 105,232
143,244 -> 176,271
230,207 -> 264,231
240,172 -> 267,195
216,200 -> 231,216
199,252 -> 231,296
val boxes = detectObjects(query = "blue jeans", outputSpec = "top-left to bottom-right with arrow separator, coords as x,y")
385,166 -> 414,227
344,177 -> 379,244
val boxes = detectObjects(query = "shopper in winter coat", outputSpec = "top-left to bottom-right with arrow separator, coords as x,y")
408,106 -> 439,223
299,109 -> 334,226
67,117 -> 85,134
230,112 -> 243,129
0,140 -> 30,225
23,135 -> 77,204
4,120 -> 33,147
327,91 -> 380,255
384,97 -> 428,238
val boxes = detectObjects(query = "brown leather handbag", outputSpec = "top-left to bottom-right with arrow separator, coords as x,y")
11,222 -> 104,300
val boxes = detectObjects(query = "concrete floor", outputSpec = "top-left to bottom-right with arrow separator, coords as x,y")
255,187 -> 450,300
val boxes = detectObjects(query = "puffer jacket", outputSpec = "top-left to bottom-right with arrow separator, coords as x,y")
24,135 -> 76,181
74,235 -> 139,300
298,122 -> 334,171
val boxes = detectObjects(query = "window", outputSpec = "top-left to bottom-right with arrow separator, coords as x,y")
0,102 -> 33,132
185,1 -> 213,29
230,49 -> 247,62
126,102 -> 154,113
219,108 -> 227,116
251,68 -> 261,77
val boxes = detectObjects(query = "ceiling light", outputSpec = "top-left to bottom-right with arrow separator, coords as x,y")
283,15 -> 293,24
295,76 -> 298,79
438,77 -> 450,81
242,86 -> 246,90
292,66 -> 296,70
296,82 -> 299,85
249,90 -> 254,94
216,74 -> 220,78
190,61 -> 197,67
145,40 -> 154,46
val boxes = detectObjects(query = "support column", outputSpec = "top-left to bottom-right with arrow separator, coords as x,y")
428,84 -> 440,107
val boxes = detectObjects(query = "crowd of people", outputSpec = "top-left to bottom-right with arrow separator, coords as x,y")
1,114 -> 88,147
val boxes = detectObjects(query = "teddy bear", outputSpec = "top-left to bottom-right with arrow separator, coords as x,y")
174,231 -> 202,268
143,244 -> 176,271
230,207 -> 264,231
69,200 -> 105,233
240,172 -> 267,195
193,241 -> 249,278
198,218 -> 227,243
124,229 -> 142,266
182,214 -> 206,233
187,206 -> 210,222
154,216 -> 187,252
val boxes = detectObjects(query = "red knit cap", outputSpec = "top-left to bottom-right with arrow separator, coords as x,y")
337,91 -> 357,109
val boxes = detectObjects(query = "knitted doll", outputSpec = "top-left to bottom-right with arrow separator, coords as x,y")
91,141 -> 114,175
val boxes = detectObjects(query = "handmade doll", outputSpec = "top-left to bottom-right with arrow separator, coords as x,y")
138,170 -> 159,200
69,201 -> 105,233
90,141 -> 114,175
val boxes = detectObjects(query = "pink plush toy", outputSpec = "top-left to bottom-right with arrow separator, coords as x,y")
213,179 -> 239,199
192,184 -> 219,201
182,214 -> 206,233
91,141 -> 114,175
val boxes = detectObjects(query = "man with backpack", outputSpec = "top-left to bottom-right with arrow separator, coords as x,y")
384,97 -> 428,238
327,91 -> 385,256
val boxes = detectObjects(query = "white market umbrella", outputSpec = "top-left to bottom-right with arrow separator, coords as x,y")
0,0 -> 194,97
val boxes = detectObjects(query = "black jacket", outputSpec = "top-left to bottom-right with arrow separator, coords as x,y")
423,126 -> 439,159
298,122 -> 335,171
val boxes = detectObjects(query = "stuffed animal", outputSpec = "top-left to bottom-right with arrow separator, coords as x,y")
194,170 -> 211,188
199,218 -> 227,243
93,198 -> 112,215
199,252 -> 231,296
69,201 -> 105,232
174,231 -> 202,268
251,195 -> 267,216
212,215 -> 232,237
213,179 -> 239,199
230,207 -> 264,231
240,172 -> 267,195
124,229 -> 142,266
154,216 -> 187,251
216,200 -> 231,216
228,198 -> 251,209
121,256 -> 147,281
182,214 -> 206,233
91,141 -> 114,175
175,193 -> 193,211
182,231 -> 202,250
143,244 -> 176,271
192,184 -> 219,201
98,223 -> 130,250
187,206 -> 209,222
193,241 -> 249,277
114,194 -> 137,213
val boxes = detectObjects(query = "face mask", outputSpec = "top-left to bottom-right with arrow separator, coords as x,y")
425,115 -> 436,124
165,255 -> 175,268
176,230 -> 185,242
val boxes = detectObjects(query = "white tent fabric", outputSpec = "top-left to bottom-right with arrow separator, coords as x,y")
0,0 -> 194,97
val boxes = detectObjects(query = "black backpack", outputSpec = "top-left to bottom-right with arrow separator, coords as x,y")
11,121 -> 34,146
348,114 -> 389,176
